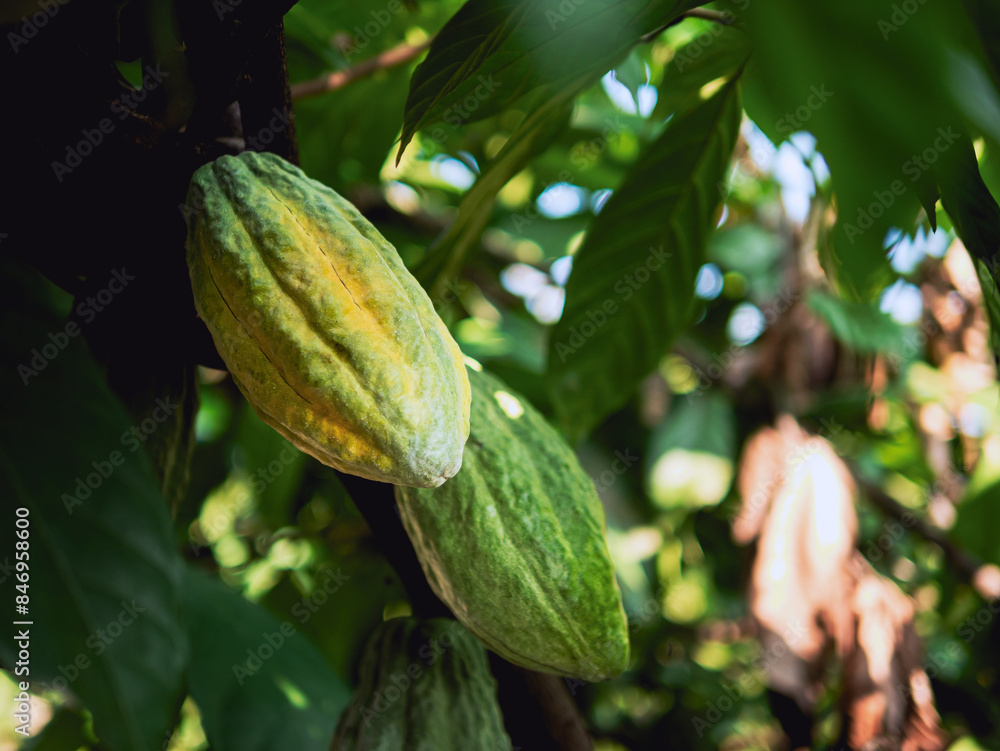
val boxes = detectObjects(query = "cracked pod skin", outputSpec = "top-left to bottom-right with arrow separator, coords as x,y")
395,364 -> 629,681
330,617 -> 511,751
185,151 -> 471,488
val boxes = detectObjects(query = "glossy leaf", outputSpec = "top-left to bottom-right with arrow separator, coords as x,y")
653,24 -> 750,120
0,261 -> 186,751
398,0 -> 702,159
184,566 -> 351,751
742,0 -> 976,300
547,76 -> 742,440
937,132 -> 1000,357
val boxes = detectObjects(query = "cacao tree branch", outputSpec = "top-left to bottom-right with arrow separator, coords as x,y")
332,472 -> 597,748
333,472 -> 453,619
489,654 -> 595,751
638,7 -> 734,43
853,470 -> 1000,599
237,21 -> 299,164
175,0 -> 298,148
290,38 -> 432,101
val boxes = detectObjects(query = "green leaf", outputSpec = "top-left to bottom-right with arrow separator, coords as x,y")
961,0 -> 1000,88
806,290 -> 908,355
20,707 -> 99,751
742,0 -> 973,300
653,24 -> 750,120
417,82 -> 579,299
184,566 -> 350,751
952,447 -> 1000,567
936,131 -> 1000,357
547,76 -> 742,441
645,391 -> 736,509
0,261 -> 186,751
397,0 -> 700,160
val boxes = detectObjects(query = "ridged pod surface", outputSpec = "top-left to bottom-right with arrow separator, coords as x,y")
331,617 -> 510,751
395,363 -> 629,680
185,152 -> 470,487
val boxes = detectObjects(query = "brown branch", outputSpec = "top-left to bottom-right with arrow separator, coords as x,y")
853,470 -> 1000,599
488,654 -> 594,751
638,7 -> 734,43
238,22 -> 299,164
683,7 -> 735,24
336,471 -> 596,748
291,39 -> 432,101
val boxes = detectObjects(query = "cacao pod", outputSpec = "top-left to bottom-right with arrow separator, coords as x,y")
331,617 -> 511,751
184,152 -> 470,488
395,362 -> 629,680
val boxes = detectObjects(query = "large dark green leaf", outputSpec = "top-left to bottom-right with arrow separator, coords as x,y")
547,76 -> 742,441
937,132 -> 1000,357
20,707 -> 98,751
742,0 -> 976,300
397,0 -> 701,159
0,261 -> 186,751
962,0 -> 1000,88
184,566 -> 350,751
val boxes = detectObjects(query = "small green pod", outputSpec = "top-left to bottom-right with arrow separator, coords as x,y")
331,618 -> 511,751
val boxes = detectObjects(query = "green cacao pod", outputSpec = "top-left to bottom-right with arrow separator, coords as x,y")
184,152 -> 470,488
331,617 -> 511,751
395,362 -> 629,680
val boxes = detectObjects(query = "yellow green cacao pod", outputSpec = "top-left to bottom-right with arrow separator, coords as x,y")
331,617 -> 511,751
184,152 -> 470,488
395,362 -> 629,680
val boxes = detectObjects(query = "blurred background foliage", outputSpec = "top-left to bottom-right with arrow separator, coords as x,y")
2,0 -> 1000,748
